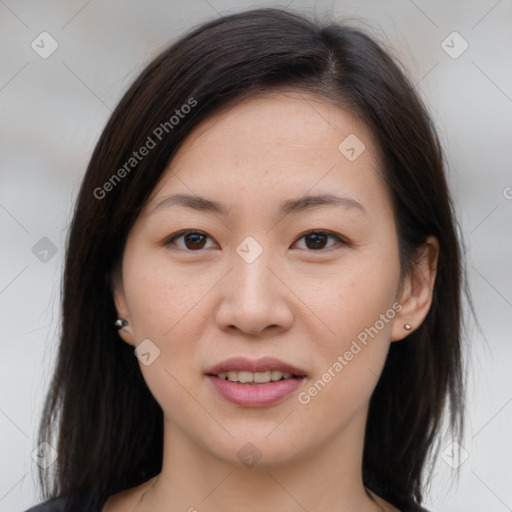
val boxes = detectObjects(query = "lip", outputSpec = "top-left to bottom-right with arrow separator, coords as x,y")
205,356 -> 307,408
205,356 -> 307,377
206,375 -> 305,407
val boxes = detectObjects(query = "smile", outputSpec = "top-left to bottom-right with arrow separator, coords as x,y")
216,370 -> 296,384
205,356 -> 308,407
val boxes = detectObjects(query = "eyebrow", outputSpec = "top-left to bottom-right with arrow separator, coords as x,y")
148,192 -> 365,217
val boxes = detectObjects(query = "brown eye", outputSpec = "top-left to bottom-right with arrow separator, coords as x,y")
164,229 -> 348,252
304,232 -> 329,250
165,230 -> 216,251
294,231 -> 348,251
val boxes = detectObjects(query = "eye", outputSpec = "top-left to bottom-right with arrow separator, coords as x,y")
293,230 -> 349,251
164,230 -> 217,251
164,229 -> 349,252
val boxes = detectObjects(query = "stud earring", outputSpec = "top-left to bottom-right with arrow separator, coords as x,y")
115,318 -> 129,330
404,323 -> 412,331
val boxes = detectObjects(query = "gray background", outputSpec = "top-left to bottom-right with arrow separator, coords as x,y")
1,1 -> 511,510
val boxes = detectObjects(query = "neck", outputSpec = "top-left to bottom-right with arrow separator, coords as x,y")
135,410 -> 386,512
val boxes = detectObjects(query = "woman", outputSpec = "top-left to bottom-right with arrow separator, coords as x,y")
26,7 -> 465,512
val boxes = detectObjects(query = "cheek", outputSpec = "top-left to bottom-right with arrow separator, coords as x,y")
121,251 -> 215,404
297,249 -> 400,405
121,255 -> 209,424
123,251 -> 205,340
303,249 -> 400,343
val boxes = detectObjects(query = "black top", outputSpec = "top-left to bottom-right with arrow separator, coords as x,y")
24,490 -> 431,512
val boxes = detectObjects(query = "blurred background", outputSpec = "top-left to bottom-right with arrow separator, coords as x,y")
1,1 -> 511,510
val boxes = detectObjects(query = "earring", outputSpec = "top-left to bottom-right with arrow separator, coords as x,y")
115,318 -> 129,330
404,323 -> 412,331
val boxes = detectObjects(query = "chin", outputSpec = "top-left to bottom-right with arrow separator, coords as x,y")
203,432 -> 309,470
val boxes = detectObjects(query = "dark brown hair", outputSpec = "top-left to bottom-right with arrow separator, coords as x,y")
37,7 -> 465,508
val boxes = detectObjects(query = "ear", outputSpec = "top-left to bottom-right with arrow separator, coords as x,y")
111,263 -> 136,346
391,235 -> 439,342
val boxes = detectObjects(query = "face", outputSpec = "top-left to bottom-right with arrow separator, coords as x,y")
113,90 -> 432,469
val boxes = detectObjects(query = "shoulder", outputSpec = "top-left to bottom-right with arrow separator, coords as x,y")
368,486 -> 431,512
102,477 -> 159,511
401,504 -> 431,512
24,477 -> 156,512
23,497 -> 68,512
388,493 -> 431,512
23,493 -> 106,512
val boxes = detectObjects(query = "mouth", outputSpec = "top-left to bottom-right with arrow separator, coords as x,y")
212,370 -> 304,384
205,356 -> 307,382
205,357 -> 307,407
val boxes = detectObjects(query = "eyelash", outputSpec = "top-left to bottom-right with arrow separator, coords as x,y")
163,229 -> 351,253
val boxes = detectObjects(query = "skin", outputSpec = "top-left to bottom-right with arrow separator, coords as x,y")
105,90 -> 439,512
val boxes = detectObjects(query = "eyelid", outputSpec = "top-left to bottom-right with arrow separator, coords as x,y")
292,230 -> 352,251
163,229 -> 352,251
163,230 -> 217,250
294,228 -> 350,243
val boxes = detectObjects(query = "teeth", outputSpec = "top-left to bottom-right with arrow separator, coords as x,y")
227,371 -> 238,382
238,371 -> 253,383
272,370 -> 289,381
216,370 -> 294,383
254,371 -> 271,383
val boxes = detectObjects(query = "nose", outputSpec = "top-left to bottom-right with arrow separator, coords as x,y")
214,245 -> 294,337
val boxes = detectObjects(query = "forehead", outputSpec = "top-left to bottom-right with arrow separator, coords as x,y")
143,90 -> 388,217
171,90 -> 378,165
